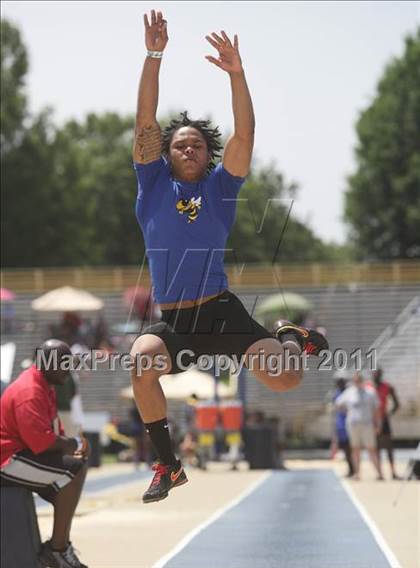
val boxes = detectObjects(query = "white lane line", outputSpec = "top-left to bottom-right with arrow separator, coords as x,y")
152,471 -> 272,568
336,473 -> 402,568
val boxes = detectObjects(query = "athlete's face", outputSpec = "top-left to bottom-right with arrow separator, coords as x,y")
169,127 -> 210,182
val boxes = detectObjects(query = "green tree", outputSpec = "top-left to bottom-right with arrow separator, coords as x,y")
53,113 -> 142,266
2,111 -> 142,267
1,20 -> 142,268
0,19 -> 339,268
1,19 -> 28,150
2,110 -> 98,267
228,165 -> 332,264
345,28 -> 420,259
2,108 -> 339,267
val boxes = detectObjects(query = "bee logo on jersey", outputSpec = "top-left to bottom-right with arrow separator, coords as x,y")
176,196 -> 202,223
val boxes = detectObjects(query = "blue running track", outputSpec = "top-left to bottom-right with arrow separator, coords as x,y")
162,470 -> 392,568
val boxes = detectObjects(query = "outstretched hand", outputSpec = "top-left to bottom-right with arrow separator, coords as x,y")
205,31 -> 243,74
144,10 -> 168,52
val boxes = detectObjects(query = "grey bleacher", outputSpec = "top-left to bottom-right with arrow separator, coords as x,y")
2,285 -> 419,432
239,285 -> 420,429
2,292 -> 132,422
371,301 -> 420,411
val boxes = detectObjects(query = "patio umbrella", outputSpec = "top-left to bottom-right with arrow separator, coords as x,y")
0,288 -> 16,302
121,368 -> 237,401
255,292 -> 312,326
32,286 -> 103,312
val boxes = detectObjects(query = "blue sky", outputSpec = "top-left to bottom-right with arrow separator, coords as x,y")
3,1 -> 419,243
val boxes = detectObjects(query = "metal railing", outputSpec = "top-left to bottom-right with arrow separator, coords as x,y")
1,260 -> 420,293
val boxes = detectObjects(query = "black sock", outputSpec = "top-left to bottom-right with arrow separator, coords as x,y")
144,418 -> 177,465
279,332 -> 303,352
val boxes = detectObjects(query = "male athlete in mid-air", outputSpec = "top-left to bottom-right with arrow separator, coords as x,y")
130,10 -> 328,503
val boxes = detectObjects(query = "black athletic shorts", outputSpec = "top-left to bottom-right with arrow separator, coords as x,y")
0,449 -> 86,504
379,415 -> 392,437
137,290 -> 273,374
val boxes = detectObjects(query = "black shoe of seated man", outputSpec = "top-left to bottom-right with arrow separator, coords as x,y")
273,320 -> 329,356
142,460 -> 188,503
39,540 -> 88,568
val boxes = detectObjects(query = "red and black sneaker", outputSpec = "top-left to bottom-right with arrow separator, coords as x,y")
142,460 -> 188,504
273,320 -> 329,357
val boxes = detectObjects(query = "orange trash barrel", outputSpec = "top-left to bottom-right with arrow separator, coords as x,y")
220,401 -> 243,431
195,402 -> 219,431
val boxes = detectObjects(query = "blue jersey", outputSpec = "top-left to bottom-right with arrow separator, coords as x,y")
134,157 -> 245,303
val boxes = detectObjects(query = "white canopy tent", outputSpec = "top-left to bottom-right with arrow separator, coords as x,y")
32,286 -> 103,312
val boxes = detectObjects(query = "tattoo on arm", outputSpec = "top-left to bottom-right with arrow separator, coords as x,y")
133,123 -> 162,164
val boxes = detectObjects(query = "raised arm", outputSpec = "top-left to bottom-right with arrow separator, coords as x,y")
133,10 -> 168,164
206,31 -> 255,177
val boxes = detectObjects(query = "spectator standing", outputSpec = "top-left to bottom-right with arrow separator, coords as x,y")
370,368 -> 401,480
336,373 -> 384,481
332,379 -> 354,478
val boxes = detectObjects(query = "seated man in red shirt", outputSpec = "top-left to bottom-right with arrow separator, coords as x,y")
0,339 -> 89,568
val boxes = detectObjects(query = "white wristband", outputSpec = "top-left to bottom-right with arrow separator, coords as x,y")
147,50 -> 163,59
74,436 -> 84,453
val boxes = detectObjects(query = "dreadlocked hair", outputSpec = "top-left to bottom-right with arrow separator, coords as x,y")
162,111 -> 223,173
